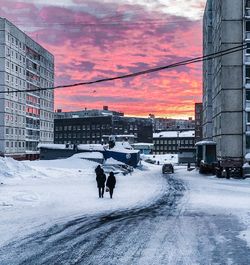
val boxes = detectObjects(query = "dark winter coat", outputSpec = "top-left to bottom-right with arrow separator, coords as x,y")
106,172 -> 116,189
95,165 -> 102,177
96,172 -> 106,188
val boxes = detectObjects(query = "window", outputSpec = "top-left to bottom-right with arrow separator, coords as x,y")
247,135 -> 250,149
246,66 -> 250,79
247,90 -> 250,101
246,21 -> 250,32
247,112 -> 250,123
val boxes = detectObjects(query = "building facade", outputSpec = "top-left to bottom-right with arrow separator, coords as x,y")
152,117 -> 195,132
0,18 -> 54,159
153,131 -> 195,154
203,0 -> 247,168
195,103 -> 203,143
54,112 -> 153,145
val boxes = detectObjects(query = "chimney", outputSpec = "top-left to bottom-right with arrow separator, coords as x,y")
103,105 -> 108,111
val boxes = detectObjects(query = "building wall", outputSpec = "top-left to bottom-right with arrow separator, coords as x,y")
0,17 -> 54,157
195,103 -> 203,142
153,136 -> 195,155
54,115 -> 153,144
203,0 -> 213,140
203,0 -> 244,163
54,116 -> 113,145
153,118 -> 195,132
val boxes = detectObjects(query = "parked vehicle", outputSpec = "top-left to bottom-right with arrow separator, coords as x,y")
162,163 -> 174,174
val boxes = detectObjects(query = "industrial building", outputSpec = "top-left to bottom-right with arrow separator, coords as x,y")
54,109 -> 153,145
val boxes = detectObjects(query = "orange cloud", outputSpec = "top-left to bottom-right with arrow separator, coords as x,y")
0,1 -> 204,118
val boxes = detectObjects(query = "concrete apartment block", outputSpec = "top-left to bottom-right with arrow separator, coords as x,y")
203,0 -> 245,166
0,17 -> 54,159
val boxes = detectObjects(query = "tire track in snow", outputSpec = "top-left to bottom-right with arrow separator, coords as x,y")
1,174 -> 250,265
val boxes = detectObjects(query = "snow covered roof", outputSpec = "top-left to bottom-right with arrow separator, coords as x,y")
37,143 -> 74,150
153,130 -> 195,138
71,152 -> 104,159
102,134 -> 136,138
132,143 -> 154,147
195,140 -> 216,146
77,144 -> 106,151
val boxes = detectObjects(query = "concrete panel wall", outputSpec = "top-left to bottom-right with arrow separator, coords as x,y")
221,67 -> 243,89
220,135 -> 243,158
0,31 -> 5,44
221,21 -> 243,43
221,112 -> 243,135
222,0 -> 243,20
221,44 -> 243,66
221,90 -> 243,112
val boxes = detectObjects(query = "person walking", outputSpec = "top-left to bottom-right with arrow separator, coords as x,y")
106,171 -> 116,199
96,167 -> 106,198
95,165 -> 102,177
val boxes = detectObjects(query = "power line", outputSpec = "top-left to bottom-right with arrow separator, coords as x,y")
0,44 -> 247,94
9,18 -> 198,28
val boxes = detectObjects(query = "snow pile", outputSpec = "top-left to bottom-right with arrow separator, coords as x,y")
104,157 -> 126,165
0,157 -> 33,178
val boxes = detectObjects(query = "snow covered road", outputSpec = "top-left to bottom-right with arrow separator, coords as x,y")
1,173 -> 250,265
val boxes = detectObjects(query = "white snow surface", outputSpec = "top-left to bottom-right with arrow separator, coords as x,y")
104,157 -> 126,165
1,156 -> 250,250
0,156 -> 165,246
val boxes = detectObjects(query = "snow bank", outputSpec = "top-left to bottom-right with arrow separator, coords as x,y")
0,157 -> 34,178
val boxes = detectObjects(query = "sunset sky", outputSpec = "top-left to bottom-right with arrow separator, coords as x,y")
0,0 -> 206,118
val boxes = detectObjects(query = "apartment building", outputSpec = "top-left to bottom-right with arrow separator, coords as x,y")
0,18 -> 54,159
203,0 -> 248,170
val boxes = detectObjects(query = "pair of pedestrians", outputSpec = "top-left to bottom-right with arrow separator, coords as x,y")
95,165 -> 116,199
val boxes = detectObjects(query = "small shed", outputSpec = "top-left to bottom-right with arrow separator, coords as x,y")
38,144 -> 77,160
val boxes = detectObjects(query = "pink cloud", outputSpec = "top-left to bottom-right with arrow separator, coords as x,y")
0,0 -> 203,118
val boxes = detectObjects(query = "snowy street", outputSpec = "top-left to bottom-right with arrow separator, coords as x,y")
1,158 -> 250,264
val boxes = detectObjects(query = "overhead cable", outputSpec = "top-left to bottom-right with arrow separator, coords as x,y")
0,44 -> 247,94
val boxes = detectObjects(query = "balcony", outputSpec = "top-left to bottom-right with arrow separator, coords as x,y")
246,9 -> 250,18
